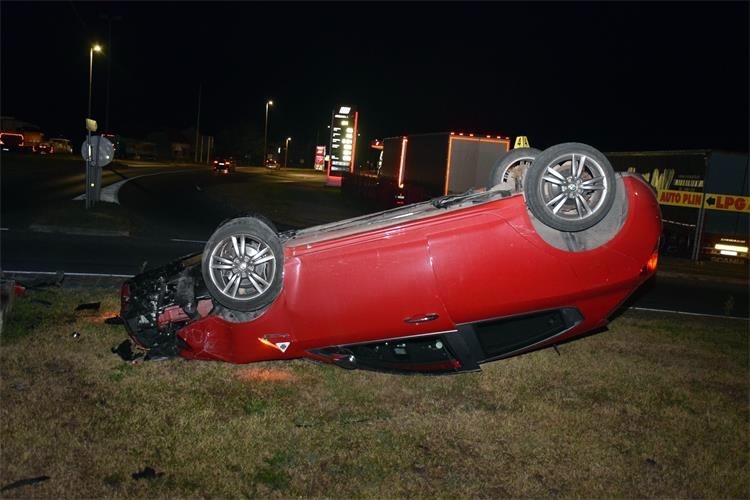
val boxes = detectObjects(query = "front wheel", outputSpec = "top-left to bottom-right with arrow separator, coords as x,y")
523,143 -> 616,232
201,217 -> 283,312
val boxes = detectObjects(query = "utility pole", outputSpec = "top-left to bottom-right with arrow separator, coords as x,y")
194,83 -> 202,163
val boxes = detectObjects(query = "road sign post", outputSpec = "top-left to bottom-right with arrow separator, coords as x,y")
81,121 -> 114,209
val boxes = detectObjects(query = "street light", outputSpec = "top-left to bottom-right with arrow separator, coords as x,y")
88,44 -> 102,119
284,137 -> 291,168
263,100 -> 273,166
85,43 -> 102,210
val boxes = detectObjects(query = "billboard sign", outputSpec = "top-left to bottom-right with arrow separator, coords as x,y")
327,105 -> 358,178
314,145 -> 326,171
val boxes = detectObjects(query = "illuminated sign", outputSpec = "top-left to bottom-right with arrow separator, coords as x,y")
657,189 -> 704,208
655,189 -> 750,212
314,145 -> 326,171
704,194 -> 750,212
327,105 -> 358,177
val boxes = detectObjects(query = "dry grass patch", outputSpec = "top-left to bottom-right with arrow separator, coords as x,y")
1,286 -> 748,498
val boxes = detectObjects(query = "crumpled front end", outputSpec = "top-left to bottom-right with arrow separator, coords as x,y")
120,253 -> 214,357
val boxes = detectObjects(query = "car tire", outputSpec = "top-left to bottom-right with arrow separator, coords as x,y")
488,147 -> 541,192
201,216 -> 283,312
524,143 -> 616,232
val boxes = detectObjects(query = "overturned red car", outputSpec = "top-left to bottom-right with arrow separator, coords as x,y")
119,143 -> 662,374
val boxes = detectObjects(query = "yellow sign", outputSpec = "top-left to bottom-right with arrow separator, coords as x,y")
704,193 -> 750,212
657,189 -> 703,208
656,189 -> 750,213
513,136 -> 529,149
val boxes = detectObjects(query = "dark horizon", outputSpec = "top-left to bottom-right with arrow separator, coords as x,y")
2,1 -> 748,159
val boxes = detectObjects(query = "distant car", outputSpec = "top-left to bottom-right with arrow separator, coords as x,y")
120,143 -> 662,374
33,141 -> 53,155
49,138 -> 73,154
212,158 -> 235,174
265,158 -> 279,169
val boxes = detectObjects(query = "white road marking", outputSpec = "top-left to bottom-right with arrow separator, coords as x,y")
629,306 -> 748,321
73,169 -> 199,204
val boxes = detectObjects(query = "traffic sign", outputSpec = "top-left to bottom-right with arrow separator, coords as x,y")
704,194 -> 750,212
81,135 -> 114,168
514,136 -> 530,148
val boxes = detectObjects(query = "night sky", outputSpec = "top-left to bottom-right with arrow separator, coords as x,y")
2,1 -> 748,158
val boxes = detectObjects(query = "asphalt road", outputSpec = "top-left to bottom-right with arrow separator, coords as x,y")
1,154 -> 747,319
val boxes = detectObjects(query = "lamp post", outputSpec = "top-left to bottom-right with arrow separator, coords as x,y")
86,44 -> 102,210
284,137 -> 291,168
88,44 -> 102,119
263,100 -> 273,166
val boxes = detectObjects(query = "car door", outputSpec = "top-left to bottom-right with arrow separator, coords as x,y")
284,224 -> 455,347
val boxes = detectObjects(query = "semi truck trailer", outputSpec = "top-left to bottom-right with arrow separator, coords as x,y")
344,132 -> 510,207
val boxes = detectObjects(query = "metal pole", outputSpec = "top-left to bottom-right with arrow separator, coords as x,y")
693,194 -> 706,261
85,130 -> 92,209
263,100 -> 272,166
86,47 -> 94,210
93,136 -> 101,206
268,102 -> 274,167
88,48 -> 94,118
194,83 -> 202,163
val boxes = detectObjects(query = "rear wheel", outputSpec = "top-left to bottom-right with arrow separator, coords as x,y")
201,217 -> 283,312
488,148 -> 540,193
523,143 -> 616,232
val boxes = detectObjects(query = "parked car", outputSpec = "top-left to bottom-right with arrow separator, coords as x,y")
212,158 -> 235,174
33,141 -> 53,155
49,138 -> 73,154
119,143 -> 662,374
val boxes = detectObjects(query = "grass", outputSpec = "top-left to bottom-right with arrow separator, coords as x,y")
0,285 -> 748,498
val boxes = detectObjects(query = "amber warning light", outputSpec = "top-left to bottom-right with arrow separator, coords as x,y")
643,248 -> 659,274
